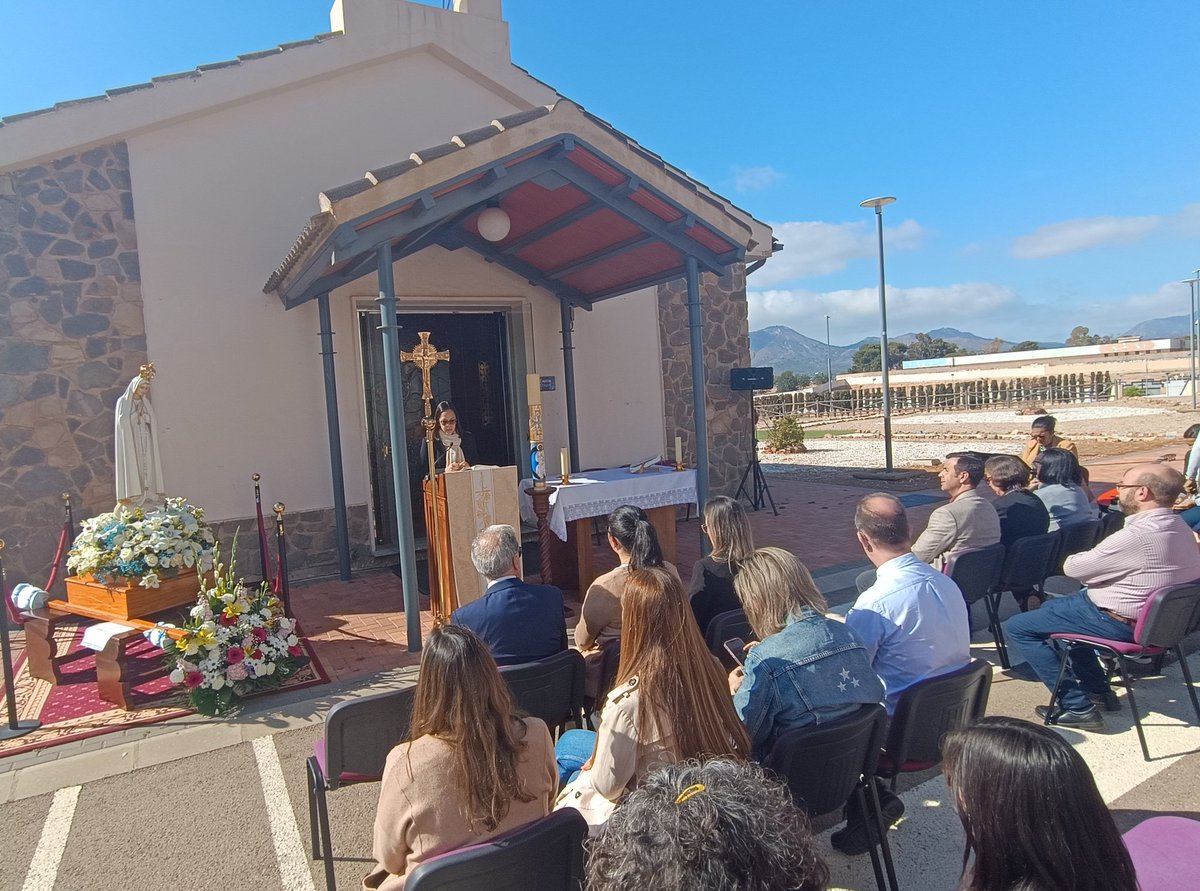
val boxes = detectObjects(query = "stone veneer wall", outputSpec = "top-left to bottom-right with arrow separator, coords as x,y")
208,504 -> 377,584
0,142 -> 145,591
657,264 -> 754,498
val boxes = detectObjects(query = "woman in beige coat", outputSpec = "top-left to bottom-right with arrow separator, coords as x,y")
363,625 -> 557,890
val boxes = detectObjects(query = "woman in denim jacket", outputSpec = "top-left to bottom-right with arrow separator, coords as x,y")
728,548 -> 884,759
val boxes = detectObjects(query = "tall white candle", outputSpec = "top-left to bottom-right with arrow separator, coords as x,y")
560,447 -> 569,478
674,435 -> 682,466
526,373 -> 541,407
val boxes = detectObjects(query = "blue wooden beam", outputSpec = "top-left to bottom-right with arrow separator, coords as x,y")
500,201 -> 599,255
545,233 -> 656,280
439,229 -> 594,310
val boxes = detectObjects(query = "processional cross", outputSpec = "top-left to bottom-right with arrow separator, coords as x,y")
400,331 -> 450,419
400,331 -> 454,624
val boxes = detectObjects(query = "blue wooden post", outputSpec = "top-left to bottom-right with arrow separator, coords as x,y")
560,299 -> 580,472
686,256 -> 711,555
317,294 -> 352,581
375,244 -> 423,650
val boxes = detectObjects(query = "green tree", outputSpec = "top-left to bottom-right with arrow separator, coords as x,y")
849,341 -> 908,372
1066,326 -> 1093,346
773,370 -> 801,392
1010,340 -> 1042,352
1065,326 -> 1116,347
796,373 -> 813,387
812,372 -> 829,385
906,332 -> 966,360
983,337 -> 1005,354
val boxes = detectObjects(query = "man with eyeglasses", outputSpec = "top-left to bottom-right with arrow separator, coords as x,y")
1005,463 -> 1200,729
1019,415 -> 1077,470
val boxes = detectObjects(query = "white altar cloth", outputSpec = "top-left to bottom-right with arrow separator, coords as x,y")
519,466 -> 697,541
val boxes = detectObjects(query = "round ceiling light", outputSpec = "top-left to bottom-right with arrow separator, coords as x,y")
477,206 -> 512,242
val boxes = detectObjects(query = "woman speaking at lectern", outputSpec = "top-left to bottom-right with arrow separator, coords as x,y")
419,401 -> 478,473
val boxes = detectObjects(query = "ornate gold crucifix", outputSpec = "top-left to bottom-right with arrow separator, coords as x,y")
401,331 -> 450,420
401,331 -> 454,624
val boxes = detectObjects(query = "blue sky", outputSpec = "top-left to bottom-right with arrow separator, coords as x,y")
2,1 -> 1198,345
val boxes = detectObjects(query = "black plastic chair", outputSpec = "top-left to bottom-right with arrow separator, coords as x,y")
499,649 -> 586,738
764,704 -> 896,891
987,532 -> 1060,668
406,808 -> 588,891
877,658 -> 992,787
1100,508 -> 1126,540
948,544 -> 1007,657
1053,518 -> 1103,574
704,608 -> 756,672
307,686 -> 415,891
584,640 -> 622,729
1047,582 -> 1200,761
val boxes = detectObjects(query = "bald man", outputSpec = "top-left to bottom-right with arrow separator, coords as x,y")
1006,463 -> 1200,730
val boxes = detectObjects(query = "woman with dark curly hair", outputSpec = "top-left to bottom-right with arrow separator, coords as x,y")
587,758 -> 829,891
942,716 -> 1138,891
363,625 -> 557,890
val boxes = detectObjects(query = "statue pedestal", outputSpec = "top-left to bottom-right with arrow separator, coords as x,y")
65,572 -> 199,620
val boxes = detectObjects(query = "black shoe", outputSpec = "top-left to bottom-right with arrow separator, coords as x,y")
1034,704 -> 1104,730
1085,689 -> 1121,712
830,793 -> 904,856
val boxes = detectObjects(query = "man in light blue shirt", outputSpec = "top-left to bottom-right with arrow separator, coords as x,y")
846,493 -> 972,713
831,493 -> 973,857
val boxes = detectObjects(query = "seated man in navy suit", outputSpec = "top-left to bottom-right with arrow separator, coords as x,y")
450,524 -> 567,666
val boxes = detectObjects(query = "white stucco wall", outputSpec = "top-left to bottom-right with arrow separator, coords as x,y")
2,0 -> 673,534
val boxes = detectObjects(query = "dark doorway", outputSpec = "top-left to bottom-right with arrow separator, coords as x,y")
359,310 -> 515,550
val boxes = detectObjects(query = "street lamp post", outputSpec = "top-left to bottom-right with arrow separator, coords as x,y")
1186,275 -> 1200,410
860,196 -> 897,470
824,314 -> 833,389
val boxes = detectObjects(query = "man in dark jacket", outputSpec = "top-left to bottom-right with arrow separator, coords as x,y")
451,524 -> 567,666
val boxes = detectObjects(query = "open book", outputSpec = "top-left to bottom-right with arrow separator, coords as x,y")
628,454 -> 662,474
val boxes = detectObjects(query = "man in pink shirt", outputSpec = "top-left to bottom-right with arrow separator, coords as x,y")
1006,463 -> 1200,729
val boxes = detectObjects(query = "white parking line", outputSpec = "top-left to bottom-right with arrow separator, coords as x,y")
22,785 -> 80,891
253,736 -> 318,891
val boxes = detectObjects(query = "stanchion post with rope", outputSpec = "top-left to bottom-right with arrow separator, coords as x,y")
273,502 -> 291,617
0,539 -> 41,740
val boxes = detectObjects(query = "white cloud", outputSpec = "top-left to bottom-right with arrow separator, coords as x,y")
751,218 -> 926,285
748,282 -> 1020,342
732,164 -> 784,193
1011,214 -> 1161,259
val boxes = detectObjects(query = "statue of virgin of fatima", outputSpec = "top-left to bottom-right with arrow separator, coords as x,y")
114,363 -> 166,507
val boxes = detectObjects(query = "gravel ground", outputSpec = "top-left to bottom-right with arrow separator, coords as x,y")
760,400 -> 1200,484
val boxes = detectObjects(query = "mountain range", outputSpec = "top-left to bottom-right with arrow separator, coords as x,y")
749,316 -> 1189,376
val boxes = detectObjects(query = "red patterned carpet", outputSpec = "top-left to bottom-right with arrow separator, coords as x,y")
0,621 -> 327,758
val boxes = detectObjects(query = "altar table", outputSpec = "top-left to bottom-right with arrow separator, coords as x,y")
519,466 -> 697,592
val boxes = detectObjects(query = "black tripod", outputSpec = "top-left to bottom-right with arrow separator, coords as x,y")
735,390 -> 777,515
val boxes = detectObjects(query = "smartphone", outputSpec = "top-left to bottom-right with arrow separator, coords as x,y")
723,637 -> 747,666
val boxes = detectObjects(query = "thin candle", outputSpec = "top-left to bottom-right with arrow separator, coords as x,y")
560,447 -> 569,478
674,435 -> 682,466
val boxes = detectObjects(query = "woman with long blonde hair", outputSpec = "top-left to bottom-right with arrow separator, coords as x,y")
364,625 -> 557,889
730,548 -> 883,758
555,566 -> 751,827
688,495 -> 755,635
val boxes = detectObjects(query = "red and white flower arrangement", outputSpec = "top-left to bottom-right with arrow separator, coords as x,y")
155,542 -> 304,716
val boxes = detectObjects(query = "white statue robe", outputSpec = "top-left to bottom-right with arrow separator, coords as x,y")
114,376 -> 165,504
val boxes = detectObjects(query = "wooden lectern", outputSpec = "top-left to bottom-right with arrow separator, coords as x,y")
423,466 -> 521,613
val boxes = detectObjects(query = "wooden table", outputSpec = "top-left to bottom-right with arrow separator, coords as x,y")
519,466 -> 697,593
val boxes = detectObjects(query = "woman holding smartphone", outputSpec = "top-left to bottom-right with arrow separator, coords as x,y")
728,547 -> 884,759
